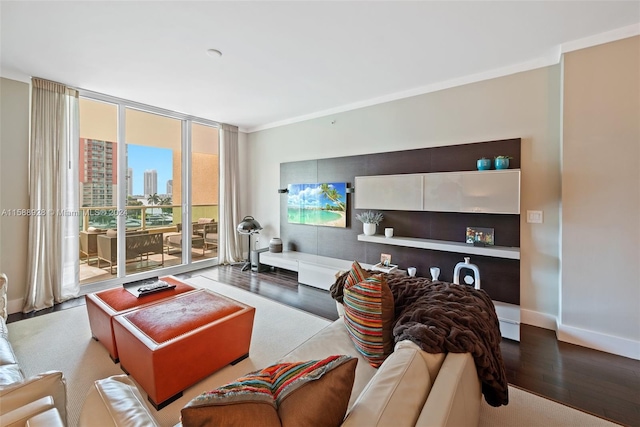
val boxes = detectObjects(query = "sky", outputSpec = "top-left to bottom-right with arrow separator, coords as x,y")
127,144 -> 173,196
287,183 -> 346,209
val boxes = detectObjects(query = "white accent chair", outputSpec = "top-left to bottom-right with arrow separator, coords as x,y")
0,274 -> 67,427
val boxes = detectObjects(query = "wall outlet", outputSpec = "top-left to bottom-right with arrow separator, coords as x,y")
527,210 -> 543,224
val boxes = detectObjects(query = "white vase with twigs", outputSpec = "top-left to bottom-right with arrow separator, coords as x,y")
356,211 -> 384,236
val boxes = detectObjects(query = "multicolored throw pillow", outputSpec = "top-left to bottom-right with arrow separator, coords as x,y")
344,260 -> 370,288
181,355 -> 357,427
343,273 -> 395,368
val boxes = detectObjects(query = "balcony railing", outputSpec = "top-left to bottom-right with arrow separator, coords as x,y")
79,204 -> 219,232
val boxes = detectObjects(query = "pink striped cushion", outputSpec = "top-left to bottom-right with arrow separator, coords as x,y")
343,274 -> 395,368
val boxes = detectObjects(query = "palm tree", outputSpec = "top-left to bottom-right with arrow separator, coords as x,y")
127,197 -> 143,219
319,183 -> 345,211
160,196 -> 172,215
146,193 -> 161,206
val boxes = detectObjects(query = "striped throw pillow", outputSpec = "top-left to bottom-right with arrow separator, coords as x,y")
343,274 -> 395,367
345,260 -> 370,287
181,355 -> 357,427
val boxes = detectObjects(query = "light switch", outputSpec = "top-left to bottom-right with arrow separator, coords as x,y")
527,210 -> 543,224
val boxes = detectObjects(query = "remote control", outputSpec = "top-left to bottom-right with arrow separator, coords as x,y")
137,281 -> 170,293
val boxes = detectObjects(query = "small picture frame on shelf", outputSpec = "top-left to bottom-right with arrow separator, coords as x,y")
466,227 -> 494,247
380,253 -> 392,267
372,262 -> 398,273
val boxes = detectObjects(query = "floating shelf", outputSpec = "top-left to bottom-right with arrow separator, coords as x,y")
357,234 -> 520,260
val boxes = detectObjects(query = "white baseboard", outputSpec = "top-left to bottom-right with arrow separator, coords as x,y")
558,323 -> 640,361
8,298 -> 24,315
518,310 -> 640,360
521,308 -> 558,331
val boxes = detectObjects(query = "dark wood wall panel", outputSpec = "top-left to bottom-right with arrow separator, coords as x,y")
280,139 -> 521,305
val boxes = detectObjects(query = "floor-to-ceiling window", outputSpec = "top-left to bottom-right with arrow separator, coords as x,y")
77,94 -> 219,290
190,122 -> 219,262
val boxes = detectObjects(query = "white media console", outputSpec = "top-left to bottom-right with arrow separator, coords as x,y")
259,250 -> 520,340
259,251 -> 373,291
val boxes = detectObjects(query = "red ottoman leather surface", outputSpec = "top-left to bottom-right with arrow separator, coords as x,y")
112,289 -> 255,407
85,276 -> 195,361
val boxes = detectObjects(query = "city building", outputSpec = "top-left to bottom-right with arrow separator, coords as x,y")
78,138 -> 117,207
143,169 -> 157,196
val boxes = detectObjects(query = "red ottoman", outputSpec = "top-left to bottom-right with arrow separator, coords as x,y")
112,289 -> 255,409
85,276 -> 196,362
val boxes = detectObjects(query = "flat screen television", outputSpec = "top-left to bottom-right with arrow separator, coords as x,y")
287,182 -> 347,228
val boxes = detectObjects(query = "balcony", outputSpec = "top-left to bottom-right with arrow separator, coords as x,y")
79,204 -> 219,285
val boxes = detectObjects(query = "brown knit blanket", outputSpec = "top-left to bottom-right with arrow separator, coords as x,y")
330,272 -> 509,407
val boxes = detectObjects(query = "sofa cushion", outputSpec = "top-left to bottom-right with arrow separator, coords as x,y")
0,395 -> 55,427
342,340 -> 433,427
181,355 -> 357,427
79,374 -> 159,427
0,371 -> 67,426
0,363 -> 23,387
24,408 -> 65,427
279,319 -> 377,410
343,273 -> 394,367
278,357 -> 357,427
395,340 -> 446,381
415,352 -> 482,427
0,329 -> 21,374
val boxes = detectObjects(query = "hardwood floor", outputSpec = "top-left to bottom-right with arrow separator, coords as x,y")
8,264 -> 640,426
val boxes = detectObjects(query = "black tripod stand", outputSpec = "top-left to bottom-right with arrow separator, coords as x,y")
236,216 -> 262,272
237,231 -> 258,271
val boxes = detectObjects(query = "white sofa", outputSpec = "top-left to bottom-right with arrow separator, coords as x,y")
79,308 -> 482,427
0,274 -> 67,427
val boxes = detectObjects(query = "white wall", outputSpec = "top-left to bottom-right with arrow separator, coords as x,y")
0,77 -> 30,312
560,36 -> 640,359
247,66 -> 562,328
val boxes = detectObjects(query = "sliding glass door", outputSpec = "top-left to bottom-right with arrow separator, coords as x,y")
190,122 -> 219,262
78,97 -> 119,284
77,94 -> 219,289
124,108 -> 183,274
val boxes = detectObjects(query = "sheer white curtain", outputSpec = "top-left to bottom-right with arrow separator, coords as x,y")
23,78 -> 79,313
218,124 -> 242,264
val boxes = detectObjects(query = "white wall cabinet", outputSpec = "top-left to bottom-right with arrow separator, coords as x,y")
425,170 -> 520,214
355,174 -> 423,211
356,170 -> 520,214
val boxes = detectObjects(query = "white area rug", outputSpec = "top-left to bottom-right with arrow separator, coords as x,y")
7,275 -> 620,427
480,385 -> 620,426
7,275 -> 331,427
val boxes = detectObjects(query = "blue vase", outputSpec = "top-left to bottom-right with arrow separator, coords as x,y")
476,158 -> 491,170
495,158 -> 510,170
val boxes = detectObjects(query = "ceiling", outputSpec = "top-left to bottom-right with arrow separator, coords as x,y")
1,1 -> 638,132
